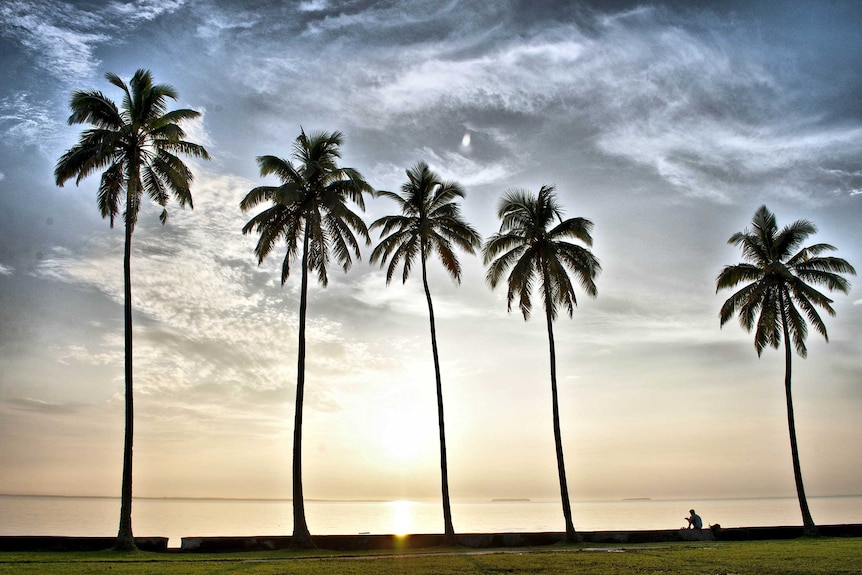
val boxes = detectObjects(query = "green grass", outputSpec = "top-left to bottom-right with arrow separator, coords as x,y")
1,538 -> 860,574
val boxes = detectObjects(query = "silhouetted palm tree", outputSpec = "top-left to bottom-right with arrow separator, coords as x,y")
482,185 -> 599,543
240,129 -> 373,549
717,205 -> 855,537
54,69 -> 209,551
370,162 -> 481,543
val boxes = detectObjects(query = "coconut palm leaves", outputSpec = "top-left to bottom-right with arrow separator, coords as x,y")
717,205 -> 855,537
370,161 -> 481,542
240,129 -> 373,549
482,185 -> 600,543
56,70 -> 209,230
54,69 -> 209,551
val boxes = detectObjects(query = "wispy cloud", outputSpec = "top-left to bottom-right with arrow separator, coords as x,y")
298,0 -> 328,13
0,0 -> 186,84
106,0 -> 186,23
227,4 -> 862,203
0,262 -> 13,276
0,0 -> 107,81
0,92 -> 63,152
33,171 -> 386,415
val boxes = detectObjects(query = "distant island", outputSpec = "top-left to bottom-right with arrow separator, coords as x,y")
490,498 -> 531,502
622,497 -> 653,501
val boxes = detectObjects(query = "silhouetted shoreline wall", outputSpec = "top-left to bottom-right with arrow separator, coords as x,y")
2,524 -> 862,552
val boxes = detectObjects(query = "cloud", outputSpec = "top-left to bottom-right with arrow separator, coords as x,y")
0,0 -> 186,84
106,0 -> 186,23
0,263 -> 12,276
0,92 -> 63,152
32,171 -> 387,415
353,273 -> 486,321
3,397 -> 85,415
367,148 -> 509,196
0,0 -> 107,81
298,0 -> 328,12
226,4 -> 862,204
195,9 -> 257,40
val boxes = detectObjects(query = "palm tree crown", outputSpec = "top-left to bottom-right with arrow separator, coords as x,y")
370,161 -> 480,542
370,161 -> 481,283
241,129 -> 373,284
483,185 -> 600,318
717,205 -> 855,356
56,69 -> 210,228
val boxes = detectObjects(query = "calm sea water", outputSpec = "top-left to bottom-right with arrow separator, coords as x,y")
1,495 -> 861,548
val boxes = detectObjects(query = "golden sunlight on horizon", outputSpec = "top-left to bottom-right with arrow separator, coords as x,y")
390,500 -> 415,536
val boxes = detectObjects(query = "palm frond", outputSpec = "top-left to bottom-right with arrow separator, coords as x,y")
795,257 -> 856,292
507,249 -> 537,319
97,161 -> 125,227
484,241 -> 527,289
240,186 -> 279,212
782,292 -> 809,357
257,155 -> 298,182
752,287 -> 781,355
549,217 -> 594,247
67,90 -> 123,129
716,263 -> 763,292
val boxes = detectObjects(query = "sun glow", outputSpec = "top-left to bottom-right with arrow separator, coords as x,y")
390,500 -> 414,536
375,395 -> 436,465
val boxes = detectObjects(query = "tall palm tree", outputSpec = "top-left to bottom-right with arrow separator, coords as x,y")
54,69 -> 209,551
716,205 -> 855,537
369,161 -> 481,543
240,129 -> 373,549
482,185 -> 600,544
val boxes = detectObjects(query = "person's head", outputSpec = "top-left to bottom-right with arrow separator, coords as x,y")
689,509 -> 695,515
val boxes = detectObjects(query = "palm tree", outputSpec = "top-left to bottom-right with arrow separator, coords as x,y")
716,205 -> 855,537
369,161 -> 481,543
54,69 -> 209,551
240,129 -> 374,549
482,185 -> 599,543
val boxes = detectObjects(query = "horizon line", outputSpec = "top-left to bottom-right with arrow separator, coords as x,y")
2,493 -> 861,503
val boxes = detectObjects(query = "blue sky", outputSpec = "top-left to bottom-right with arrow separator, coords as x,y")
1,0 -> 860,515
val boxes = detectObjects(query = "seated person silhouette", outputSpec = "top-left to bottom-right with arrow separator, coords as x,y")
685,509 -> 703,530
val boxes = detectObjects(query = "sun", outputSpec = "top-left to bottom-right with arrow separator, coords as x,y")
378,406 -> 432,463
369,389 -> 438,468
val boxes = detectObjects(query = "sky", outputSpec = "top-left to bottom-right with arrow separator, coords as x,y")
0,0 -> 860,511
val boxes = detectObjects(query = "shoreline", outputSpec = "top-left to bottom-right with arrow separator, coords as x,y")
2,524 -> 862,553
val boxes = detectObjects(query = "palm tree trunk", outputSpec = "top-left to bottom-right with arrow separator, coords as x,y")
543,276 -> 577,543
421,254 -> 456,543
291,225 -> 315,549
779,296 -> 818,537
116,198 -> 136,551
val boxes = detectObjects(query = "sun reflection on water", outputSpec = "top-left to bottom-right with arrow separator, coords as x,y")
390,500 -> 414,536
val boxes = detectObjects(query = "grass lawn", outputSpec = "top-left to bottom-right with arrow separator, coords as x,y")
1,538 -> 860,574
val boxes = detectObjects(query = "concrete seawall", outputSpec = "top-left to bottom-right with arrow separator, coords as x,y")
2,525 -> 861,553
178,524 -> 862,552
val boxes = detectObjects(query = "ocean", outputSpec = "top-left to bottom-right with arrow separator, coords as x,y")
1,494 -> 861,548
